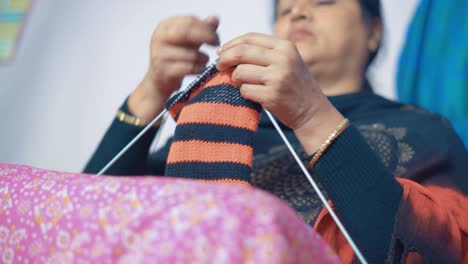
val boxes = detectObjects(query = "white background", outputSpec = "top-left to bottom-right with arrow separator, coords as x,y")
0,0 -> 419,172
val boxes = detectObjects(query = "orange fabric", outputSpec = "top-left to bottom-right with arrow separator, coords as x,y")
177,102 -> 260,132
200,178 -> 252,186
314,178 -> 468,263
167,140 -> 254,167
463,233 -> 468,264
405,251 -> 425,264
168,87 -> 206,119
424,183 -> 468,264
202,70 -> 236,87
313,200 -> 354,263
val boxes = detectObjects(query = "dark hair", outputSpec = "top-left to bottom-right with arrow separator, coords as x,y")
359,0 -> 381,65
273,0 -> 382,65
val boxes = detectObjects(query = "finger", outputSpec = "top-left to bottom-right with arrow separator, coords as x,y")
164,16 -> 220,46
216,44 -> 273,71
219,33 -> 277,53
156,46 -> 209,64
239,83 -> 270,105
203,15 -> 220,31
232,64 -> 268,86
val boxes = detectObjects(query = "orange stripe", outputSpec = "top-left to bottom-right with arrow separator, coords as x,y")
168,87 -> 205,118
167,140 -> 253,167
177,102 -> 260,132
203,69 -> 236,88
201,179 -> 251,186
168,101 -> 184,119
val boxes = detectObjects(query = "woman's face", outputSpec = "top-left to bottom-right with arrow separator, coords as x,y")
274,0 -> 380,83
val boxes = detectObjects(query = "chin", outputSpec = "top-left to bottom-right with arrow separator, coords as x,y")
297,52 -> 320,70
294,43 -> 319,63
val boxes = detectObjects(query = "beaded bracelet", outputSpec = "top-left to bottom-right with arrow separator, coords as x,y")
309,118 -> 350,168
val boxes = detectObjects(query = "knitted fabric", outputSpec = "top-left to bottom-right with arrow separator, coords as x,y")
164,69 -> 262,183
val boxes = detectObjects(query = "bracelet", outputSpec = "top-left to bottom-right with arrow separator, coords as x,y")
309,118 -> 350,169
116,108 -> 162,127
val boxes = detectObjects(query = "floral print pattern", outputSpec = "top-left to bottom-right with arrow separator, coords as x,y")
0,163 -> 339,264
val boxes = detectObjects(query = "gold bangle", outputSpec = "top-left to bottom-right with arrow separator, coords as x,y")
309,118 -> 350,169
116,109 -> 162,127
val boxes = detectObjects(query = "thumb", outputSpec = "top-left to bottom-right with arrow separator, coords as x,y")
203,15 -> 220,31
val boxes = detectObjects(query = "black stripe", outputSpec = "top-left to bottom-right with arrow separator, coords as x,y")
165,162 -> 251,182
171,123 -> 256,146
185,84 -> 262,112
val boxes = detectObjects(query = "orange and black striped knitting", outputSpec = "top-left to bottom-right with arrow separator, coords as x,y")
164,69 -> 262,184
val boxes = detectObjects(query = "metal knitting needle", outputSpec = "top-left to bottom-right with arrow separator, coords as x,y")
264,110 -> 368,264
97,59 -> 220,176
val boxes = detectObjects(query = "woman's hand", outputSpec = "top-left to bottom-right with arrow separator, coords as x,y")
216,33 -> 344,154
128,16 -> 220,122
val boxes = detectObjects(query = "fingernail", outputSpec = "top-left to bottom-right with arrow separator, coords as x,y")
216,46 -> 222,54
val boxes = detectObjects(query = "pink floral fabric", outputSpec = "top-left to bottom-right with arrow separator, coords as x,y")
0,163 -> 340,264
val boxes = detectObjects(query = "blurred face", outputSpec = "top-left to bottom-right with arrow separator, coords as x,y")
274,0 -> 379,85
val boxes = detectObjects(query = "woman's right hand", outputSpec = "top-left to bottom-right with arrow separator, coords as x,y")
128,15 -> 220,122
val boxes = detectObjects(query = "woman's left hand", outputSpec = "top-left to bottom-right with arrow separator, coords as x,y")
216,32 -> 344,153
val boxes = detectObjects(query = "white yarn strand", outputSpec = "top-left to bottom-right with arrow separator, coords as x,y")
264,109 -> 368,264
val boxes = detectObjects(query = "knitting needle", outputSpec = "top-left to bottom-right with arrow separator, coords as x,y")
264,109 -> 368,264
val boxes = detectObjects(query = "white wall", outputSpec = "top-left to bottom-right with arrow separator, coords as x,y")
369,0 -> 420,99
0,0 -> 419,172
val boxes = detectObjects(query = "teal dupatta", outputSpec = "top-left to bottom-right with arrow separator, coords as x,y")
397,0 -> 468,147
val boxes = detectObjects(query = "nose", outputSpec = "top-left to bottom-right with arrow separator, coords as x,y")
290,0 -> 310,21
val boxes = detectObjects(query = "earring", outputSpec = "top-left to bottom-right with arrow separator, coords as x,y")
369,40 -> 379,52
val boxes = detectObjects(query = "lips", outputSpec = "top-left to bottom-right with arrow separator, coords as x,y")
288,28 -> 313,41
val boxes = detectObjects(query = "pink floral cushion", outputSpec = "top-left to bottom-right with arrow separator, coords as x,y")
0,163 -> 340,264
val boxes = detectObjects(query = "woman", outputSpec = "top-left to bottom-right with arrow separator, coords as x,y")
85,0 -> 468,262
